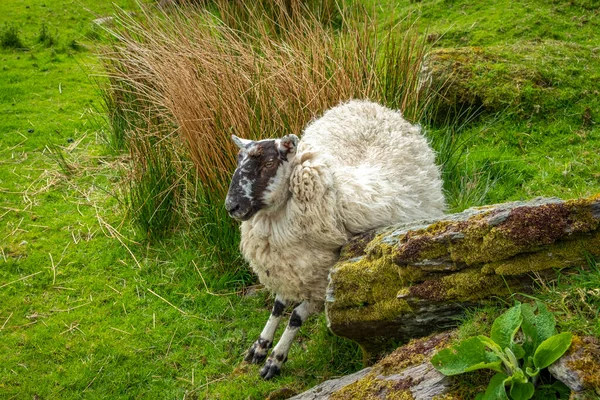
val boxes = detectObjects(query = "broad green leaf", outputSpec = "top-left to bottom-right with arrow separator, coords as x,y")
510,380 -> 535,400
478,335 -> 504,355
533,332 -> 573,369
491,304 -> 523,356
521,301 -> 556,356
480,372 -> 510,400
431,336 -> 503,376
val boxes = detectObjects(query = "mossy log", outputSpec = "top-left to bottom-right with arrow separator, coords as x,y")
291,332 -> 464,400
326,195 -> 600,357
291,333 -> 600,399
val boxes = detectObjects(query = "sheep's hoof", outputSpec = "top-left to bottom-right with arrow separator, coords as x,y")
244,338 -> 270,364
260,359 -> 281,380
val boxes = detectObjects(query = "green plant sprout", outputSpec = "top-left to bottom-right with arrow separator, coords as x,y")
431,301 -> 573,400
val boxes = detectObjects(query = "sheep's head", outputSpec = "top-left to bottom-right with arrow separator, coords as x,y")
225,134 -> 298,221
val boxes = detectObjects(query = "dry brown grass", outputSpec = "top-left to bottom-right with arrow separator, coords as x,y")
100,0 -> 437,249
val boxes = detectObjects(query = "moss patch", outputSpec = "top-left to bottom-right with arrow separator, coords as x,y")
393,197 -> 600,267
330,375 -> 414,400
340,229 -> 377,261
331,333 -> 453,400
328,255 -> 414,325
441,269 -> 512,302
567,336 -> 600,390
426,41 -> 600,119
485,231 -> 600,275
376,332 -> 453,376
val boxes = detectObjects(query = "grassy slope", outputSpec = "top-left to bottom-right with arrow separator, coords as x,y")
1,0 -> 599,399
382,0 -> 600,207
0,1 -> 360,398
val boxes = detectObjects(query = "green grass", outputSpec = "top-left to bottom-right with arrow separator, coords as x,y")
1,0 -> 600,398
388,0 -> 600,204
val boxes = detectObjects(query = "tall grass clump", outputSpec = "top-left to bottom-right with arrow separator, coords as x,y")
100,0 -> 443,274
1,23 -> 25,49
37,23 -> 56,47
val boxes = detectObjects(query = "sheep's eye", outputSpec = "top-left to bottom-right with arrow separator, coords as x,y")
264,161 -> 274,168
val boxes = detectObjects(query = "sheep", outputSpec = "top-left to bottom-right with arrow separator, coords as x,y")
225,99 -> 446,379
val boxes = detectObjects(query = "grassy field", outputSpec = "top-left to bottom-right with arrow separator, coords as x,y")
1,0 -> 599,399
0,2 -> 362,398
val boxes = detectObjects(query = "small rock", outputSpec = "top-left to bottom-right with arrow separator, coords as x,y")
243,285 -> 263,297
549,336 -> 600,393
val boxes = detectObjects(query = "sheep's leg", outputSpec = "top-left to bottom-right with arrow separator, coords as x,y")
260,299 -> 322,380
244,295 -> 287,364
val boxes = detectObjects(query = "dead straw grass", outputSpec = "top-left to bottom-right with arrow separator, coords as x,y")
100,0 -> 437,253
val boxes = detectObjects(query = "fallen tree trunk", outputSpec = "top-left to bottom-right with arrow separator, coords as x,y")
290,332 -> 600,399
325,196 -> 600,357
289,333 -> 453,400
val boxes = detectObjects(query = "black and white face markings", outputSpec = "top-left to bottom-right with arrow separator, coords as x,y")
225,138 -> 282,221
225,134 -> 298,221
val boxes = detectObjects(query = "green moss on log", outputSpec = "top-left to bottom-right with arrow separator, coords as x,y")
327,254 -> 414,325
330,375 -> 413,400
330,334 -> 452,400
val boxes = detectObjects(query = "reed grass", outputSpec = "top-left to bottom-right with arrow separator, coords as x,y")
100,0 -> 442,270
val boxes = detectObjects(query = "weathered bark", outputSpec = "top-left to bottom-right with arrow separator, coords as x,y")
326,196 -> 600,357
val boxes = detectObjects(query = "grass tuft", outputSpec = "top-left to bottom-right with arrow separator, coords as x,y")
123,130 -> 185,242
37,23 -> 56,47
45,143 -> 75,178
1,23 -> 25,49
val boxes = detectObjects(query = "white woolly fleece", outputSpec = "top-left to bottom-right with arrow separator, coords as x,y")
240,100 -> 446,302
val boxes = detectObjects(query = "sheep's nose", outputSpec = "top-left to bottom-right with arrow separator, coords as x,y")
227,203 -> 241,216
225,198 -> 240,216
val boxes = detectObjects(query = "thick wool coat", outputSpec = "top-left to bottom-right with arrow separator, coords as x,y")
240,100 -> 446,302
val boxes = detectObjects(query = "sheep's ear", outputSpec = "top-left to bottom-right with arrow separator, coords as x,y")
232,135 -> 252,150
277,134 -> 299,161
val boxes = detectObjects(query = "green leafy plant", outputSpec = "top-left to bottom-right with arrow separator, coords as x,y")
431,301 -> 573,400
